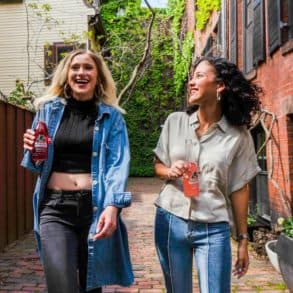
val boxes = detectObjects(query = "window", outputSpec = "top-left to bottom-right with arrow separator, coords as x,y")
289,0 -> 293,39
253,0 -> 265,65
216,2 -> 227,58
268,0 -> 281,55
280,0 -> 293,43
44,43 -> 85,86
202,35 -> 214,57
229,0 -> 237,64
243,0 -> 254,74
242,0 -> 265,74
251,125 -> 270,220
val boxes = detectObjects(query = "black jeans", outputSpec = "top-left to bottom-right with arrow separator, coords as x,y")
39,189 -> 102,293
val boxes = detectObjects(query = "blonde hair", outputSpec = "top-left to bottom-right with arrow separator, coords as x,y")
34,49 -> 125,113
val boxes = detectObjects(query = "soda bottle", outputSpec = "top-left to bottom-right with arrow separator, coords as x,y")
183,161 -> 200,197
31,121 -> 51,165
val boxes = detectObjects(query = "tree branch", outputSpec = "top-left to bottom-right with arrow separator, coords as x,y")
118,0 -> 155,105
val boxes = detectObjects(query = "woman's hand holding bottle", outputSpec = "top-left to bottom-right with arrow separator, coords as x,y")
167,160 -> 187,179
23,129 -> 35,151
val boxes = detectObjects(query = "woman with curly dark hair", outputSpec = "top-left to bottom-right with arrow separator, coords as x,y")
153,57 -> 262,293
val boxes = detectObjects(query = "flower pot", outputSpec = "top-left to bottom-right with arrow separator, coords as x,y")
276,234 -> 293,291
265,240 -> 280,273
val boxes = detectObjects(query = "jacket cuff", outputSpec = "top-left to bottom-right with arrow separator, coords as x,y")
103,192 -> 132,208
21,151 -> 42,173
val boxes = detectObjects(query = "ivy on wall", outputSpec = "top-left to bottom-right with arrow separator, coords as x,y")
195,0 -> 221,31
168,0 -> 194,96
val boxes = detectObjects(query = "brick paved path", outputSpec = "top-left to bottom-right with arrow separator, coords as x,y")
0,177 -> 289,292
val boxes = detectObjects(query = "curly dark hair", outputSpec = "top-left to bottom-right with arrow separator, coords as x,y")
186,57 -> 262,127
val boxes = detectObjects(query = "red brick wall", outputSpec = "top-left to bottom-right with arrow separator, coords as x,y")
190,0 -> 293,220
244,17 -> 293,219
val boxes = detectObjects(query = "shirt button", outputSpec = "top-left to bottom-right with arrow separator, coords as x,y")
93,206 -> 98,212
92,152 -> 97,157
92,180 -> 98,185
89,233 -> 94,239
94,126 -> 99,131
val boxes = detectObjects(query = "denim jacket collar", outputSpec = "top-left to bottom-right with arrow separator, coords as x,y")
51,97 -> 111,121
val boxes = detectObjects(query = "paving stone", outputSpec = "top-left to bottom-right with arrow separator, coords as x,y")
0,177 -> 290,292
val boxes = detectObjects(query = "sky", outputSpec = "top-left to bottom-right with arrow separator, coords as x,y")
141,0 -> 168,8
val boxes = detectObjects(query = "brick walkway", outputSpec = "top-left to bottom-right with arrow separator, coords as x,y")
0,177 -> 289,292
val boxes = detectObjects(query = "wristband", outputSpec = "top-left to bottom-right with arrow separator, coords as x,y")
237,233 -> 250,241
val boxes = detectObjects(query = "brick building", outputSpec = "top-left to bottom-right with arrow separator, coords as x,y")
186,0 -> 293,224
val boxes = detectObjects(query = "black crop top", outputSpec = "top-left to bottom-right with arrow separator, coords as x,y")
51,98 -> 98,173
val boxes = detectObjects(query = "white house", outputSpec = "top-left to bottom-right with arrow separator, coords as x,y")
0,0 -> 93,97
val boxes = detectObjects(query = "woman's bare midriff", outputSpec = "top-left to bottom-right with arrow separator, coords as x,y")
47,172 -> 92,190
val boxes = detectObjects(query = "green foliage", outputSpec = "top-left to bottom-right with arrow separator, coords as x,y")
101,0 -> 186,176
168,0 -> 194,96
247,214 -> 256,226
195,0 -> 221,31
277,217 -> 293,238
27,2 -> 53,23
8,80 -> 34,108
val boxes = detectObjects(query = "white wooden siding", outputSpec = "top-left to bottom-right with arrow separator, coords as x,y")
0,0 -> 92,97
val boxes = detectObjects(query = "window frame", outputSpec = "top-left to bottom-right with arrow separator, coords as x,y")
44,42 -> 79,86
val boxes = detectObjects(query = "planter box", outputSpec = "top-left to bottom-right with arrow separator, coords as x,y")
276,234 -> 293,291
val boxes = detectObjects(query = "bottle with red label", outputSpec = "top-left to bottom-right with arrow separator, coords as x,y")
31,121 -> 51,165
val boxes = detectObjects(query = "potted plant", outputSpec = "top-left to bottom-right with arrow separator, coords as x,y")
276,217 -> 293,291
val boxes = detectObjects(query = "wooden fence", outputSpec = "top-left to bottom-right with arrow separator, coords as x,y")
0,100 -> 36,251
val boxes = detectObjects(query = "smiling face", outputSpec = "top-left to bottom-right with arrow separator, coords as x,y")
67,53 -> 98,101
188,60 -> 221,106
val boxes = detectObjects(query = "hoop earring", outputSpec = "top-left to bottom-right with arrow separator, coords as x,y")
216,91 -> 221,101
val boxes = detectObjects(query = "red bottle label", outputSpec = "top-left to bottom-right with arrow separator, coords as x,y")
183,162 -> 200,197
32,121 -> 50,163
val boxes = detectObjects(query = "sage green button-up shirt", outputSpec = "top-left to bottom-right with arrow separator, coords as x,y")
153,111 -> 261,229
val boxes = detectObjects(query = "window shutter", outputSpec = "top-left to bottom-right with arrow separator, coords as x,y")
243,0 -> 254,74
229,0 -> 237,64
202,35 -> 213,57
253,0 -> 264,65
289,0 -> 293,39
268,0 -> 281,54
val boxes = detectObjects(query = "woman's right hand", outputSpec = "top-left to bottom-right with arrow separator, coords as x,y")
167,160 -> 187,179
23,129 -> 35,151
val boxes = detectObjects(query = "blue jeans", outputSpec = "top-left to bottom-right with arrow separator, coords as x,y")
155,207 -> 231,293
39,189 -> 101,293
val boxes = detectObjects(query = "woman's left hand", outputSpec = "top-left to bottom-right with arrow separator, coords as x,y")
233,240 -> 249,278
93,206 -> 118,240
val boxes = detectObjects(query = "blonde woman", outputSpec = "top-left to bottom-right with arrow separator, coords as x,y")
22,49 -> 133,293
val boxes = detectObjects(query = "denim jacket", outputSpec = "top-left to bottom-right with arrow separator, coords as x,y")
21,97 -> 134,290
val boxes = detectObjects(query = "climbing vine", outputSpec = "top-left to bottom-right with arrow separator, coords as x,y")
101,0 -> 178,176
99,0 -> 194,175
168,0 -> 194,96
195,0 -> 221,31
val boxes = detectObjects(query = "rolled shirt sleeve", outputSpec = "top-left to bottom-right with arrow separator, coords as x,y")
228,128 -> 261,194
153,115 -> 172,167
